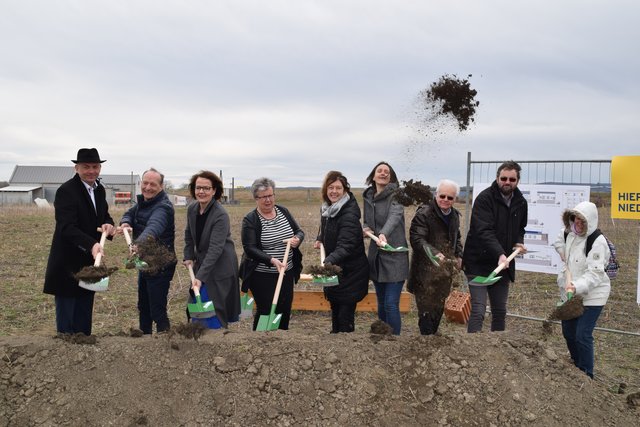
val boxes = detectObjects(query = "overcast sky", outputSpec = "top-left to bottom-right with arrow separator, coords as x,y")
1,1 -> 638,189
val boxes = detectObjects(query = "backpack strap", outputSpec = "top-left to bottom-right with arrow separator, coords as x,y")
585,228 -> 602,256
564,228 -> 602,256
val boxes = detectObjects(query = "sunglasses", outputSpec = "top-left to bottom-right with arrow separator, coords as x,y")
499,176 -> 517,183
438,194 -> 455,201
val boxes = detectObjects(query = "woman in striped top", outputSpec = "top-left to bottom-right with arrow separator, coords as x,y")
239,178 -> 305,330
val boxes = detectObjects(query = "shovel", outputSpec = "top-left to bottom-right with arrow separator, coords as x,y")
549,268 -> 584,321
78,230 -> 111,292
469,247 -> 522,286
122,228 -> 149,270
240,292 -> 254,319
365,231 -> 409,252
187,264 -> 218,321
311,243 -> 339,286
256,239 -> 292,331
424,245 -> 442,267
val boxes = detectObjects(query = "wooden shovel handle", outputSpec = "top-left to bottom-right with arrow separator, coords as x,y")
365,231 -> 380,243
94,231 -> 108,267
122,227 -> 133,246
271,239 -> 292,306
320,243 -> 327,265
491,247 -> 521,275
187,264 -> 200,296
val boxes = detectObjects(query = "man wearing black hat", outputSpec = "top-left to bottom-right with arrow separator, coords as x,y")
44,148 -> 116,335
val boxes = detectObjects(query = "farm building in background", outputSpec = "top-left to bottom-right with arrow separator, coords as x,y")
0,165 -> 141,206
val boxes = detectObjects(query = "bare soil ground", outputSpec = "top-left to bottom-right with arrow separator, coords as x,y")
1,198 -> 639,426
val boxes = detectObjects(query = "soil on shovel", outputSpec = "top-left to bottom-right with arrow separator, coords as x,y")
394,179 -> 433,206
305,264 -> 342,277
419,74 -> 479,131
133,236 -> 177,275
548,295 -> 585,321
73,265 -> 118,283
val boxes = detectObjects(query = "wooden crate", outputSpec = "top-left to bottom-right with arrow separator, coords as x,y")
291,290 -> 413,313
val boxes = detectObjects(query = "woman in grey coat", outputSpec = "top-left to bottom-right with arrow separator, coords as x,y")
362,161 -> 409,335
183,171 -> 240,327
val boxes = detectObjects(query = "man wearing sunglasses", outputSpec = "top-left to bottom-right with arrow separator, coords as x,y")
463,161 -> 528,333
407,179 -> 463,335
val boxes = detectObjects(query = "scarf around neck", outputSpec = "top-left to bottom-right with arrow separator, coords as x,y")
321,193 -> 350,218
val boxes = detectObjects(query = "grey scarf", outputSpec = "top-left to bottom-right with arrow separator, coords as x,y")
321,193 -> 350,218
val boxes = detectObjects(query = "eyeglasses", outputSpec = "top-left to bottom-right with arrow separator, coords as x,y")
256,194 -> 274,200
499,177 -> 517,183
438,194 -> 455,201
195,186 -> 212,192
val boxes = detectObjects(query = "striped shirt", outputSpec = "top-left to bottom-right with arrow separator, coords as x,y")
255,207 -> 294,273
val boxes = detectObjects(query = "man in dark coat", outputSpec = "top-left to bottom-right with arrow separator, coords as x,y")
408,179 -> 463,335
120,168 -> 176,334
44,148 -> 115,335
463,161 -> 528,333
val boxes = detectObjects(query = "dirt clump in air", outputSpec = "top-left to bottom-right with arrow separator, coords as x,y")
420,74 -> 479,131
394,179 -> 433,207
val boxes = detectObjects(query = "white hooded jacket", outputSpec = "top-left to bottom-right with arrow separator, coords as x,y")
552,201 -> 610,306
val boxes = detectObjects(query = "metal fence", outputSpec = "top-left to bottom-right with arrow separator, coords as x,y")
463,152 -> 612,233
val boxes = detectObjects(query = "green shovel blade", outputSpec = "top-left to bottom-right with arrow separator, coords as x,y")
256,304 -> 280,331
424,246 -> 441,267
470,272 -> 502,286
312,275 -> 339,286
380,244 -> 409,252
240,294 -> 254,310
188,294 -> 216,319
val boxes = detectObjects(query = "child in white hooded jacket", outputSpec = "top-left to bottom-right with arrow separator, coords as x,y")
552,201 -> 610,379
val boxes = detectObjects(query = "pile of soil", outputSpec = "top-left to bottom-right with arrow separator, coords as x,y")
548,295 -> 585,321
1,316 -> 638,426
73,265 -> 118,283
133,237 -> 177,275
420,74 -> 479,131
305,264 -> 342,277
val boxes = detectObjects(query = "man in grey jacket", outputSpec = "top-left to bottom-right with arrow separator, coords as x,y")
120,168 -> 176,334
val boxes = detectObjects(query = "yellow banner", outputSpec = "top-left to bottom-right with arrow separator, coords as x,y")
611,156 -> 640,219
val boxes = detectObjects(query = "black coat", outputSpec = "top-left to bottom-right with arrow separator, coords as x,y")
44,174 -> 114,297
462,181 -> 527,281
407,198 -> 463,294
318,193 -> 369,304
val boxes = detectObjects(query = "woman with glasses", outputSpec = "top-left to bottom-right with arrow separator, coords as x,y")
183,170 -> 240,327
407,179 -> 463,335
362,161 -> 408,335
315,171 -> 368,333
239,177 -> 304,330
552,201 -> 610,379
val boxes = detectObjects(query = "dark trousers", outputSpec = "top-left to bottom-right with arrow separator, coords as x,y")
55,293 -> 95,335
418,306 -> 445,335
562,305 -> 603,378
467,274 -> 510,333
138,264 -> 175,334
330,301 -> 357,333
250,270 -> 295,331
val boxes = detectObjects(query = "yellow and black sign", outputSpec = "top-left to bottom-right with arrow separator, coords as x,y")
611,156 -> 640,219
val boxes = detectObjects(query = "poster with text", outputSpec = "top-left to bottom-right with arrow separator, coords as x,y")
472,183 -> 590,274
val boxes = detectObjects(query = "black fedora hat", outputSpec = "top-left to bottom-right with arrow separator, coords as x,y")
72,148 -> 106,164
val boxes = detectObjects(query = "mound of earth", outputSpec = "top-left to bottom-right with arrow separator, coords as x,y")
1,317 -> 638,426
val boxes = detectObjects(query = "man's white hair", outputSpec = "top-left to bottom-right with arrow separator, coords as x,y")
436,179 -> 460,196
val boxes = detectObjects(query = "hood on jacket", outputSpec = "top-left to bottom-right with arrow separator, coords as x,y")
562,201 -> 598,237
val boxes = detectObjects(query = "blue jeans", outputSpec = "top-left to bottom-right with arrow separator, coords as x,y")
138,263 -> 176,334
561,305 -> 603,379
55,293 -> 95,335
374,281 -> 403,335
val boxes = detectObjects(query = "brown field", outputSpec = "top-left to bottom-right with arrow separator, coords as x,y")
0,188 -> 638,391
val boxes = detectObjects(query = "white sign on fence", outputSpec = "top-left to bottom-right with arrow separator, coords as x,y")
472,183 -> 591,275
